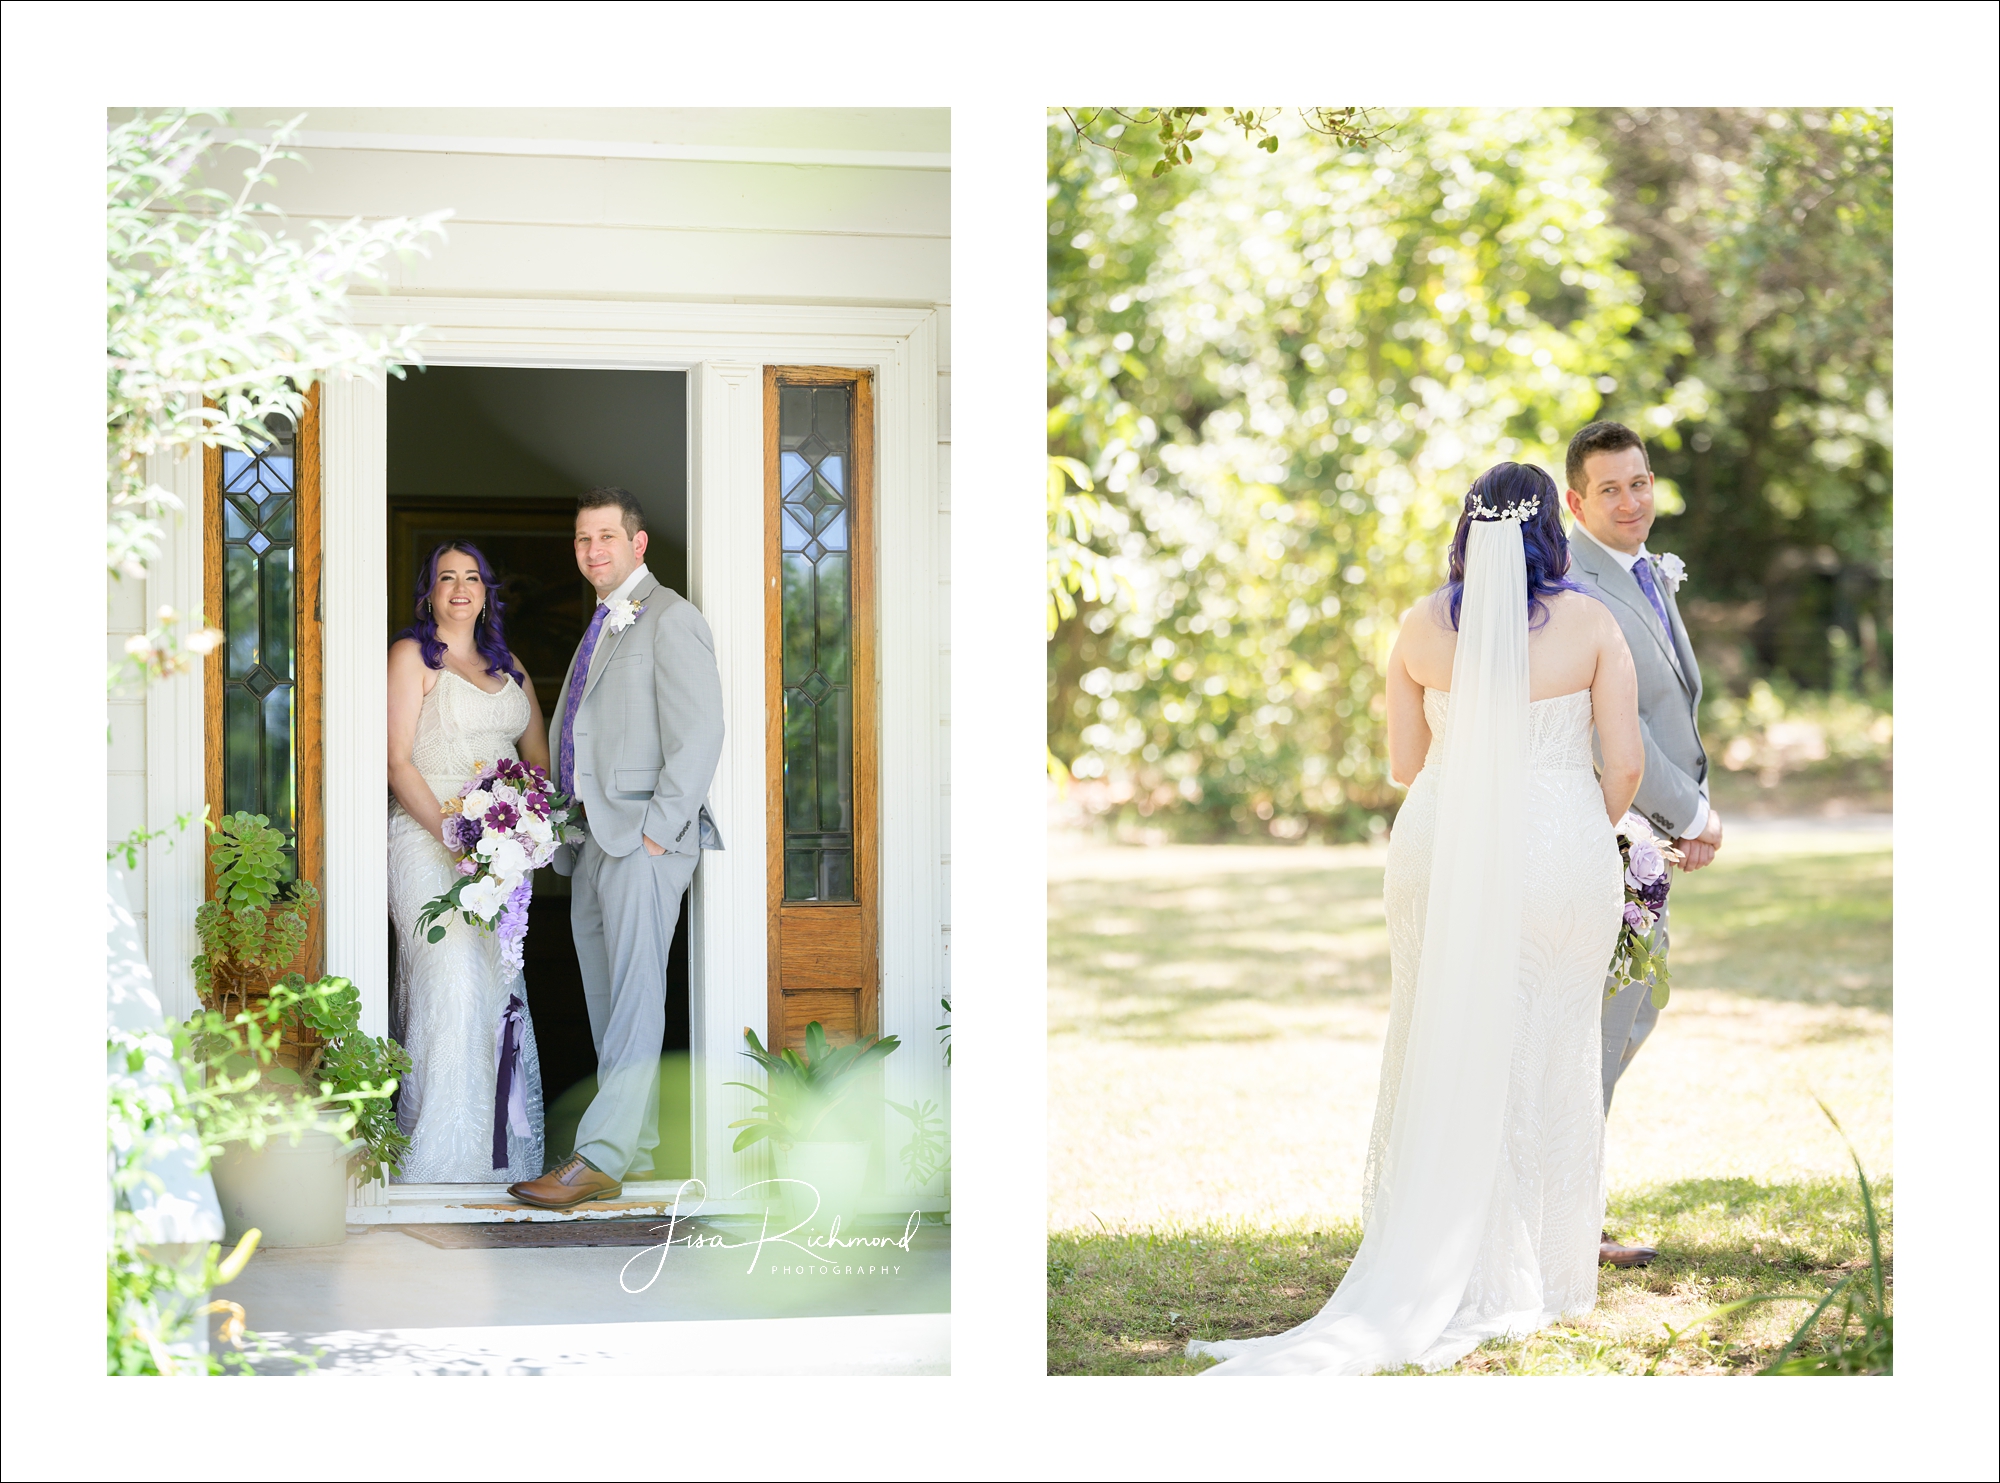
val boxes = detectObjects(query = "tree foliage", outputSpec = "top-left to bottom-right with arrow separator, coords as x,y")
1058,107 -> 1387,177
1585,108 -> 1892,693
107,110 -> 447,585
1052,108 -> 1648,837
1048,108 -> 1891,840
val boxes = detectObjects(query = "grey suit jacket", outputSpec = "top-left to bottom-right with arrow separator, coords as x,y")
1568,526 -> 1709,839
549,573 -> 725,872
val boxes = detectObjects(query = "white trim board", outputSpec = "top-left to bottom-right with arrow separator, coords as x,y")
144,448 -> 207,1022
346,1182 -> 948,1225
244,129 -> 949,172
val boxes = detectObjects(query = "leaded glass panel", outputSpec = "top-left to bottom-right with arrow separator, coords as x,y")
218,414 -> 299,859
778,385 -> 854,901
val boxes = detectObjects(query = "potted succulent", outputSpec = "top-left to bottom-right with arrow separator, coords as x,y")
187,816 -> 407,1246
728,1022 -> 900,1230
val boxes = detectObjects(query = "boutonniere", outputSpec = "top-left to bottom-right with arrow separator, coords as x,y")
1654,552 -> 1687,594
604,597 -> 644,634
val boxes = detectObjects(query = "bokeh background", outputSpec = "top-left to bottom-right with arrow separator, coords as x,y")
1045,108 -> 1892,1376
1049,107 -> 1891,840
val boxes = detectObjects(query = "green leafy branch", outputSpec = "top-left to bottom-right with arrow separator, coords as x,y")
107,806 -> 208,872
1057,106 -> 1387,177
108,108 -> 449,581
1048,455 -> 1128,637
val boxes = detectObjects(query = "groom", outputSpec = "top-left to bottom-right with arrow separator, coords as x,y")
1565,420 -> 1723,1266
509,487 -> 724,1209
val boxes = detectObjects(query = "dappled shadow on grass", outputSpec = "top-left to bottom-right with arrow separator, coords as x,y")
1047,1222 -> 1362,1377
1049,844 -> 1891,1044
1666,849 -> 1890,1011
1048,866 -> 1391,1044
1048,1176 -> 1890,1376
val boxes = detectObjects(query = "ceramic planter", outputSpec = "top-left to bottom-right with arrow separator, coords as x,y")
209,1126 -> 355,1248
773,1139 -> 871,1230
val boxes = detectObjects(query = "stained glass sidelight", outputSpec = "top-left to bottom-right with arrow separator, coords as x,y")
777,385 -> 854,901
219,414 -> 299,856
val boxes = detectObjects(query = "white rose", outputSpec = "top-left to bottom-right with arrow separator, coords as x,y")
461,788 -> 494,819
459,875 -> 507,923
1657,552 -> 1688,593
490,781 -> 520,807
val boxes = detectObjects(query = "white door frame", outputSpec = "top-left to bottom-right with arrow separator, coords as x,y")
316,297 -> 942,1212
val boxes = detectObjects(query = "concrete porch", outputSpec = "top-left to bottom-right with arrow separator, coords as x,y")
213,1215 -> 950,1375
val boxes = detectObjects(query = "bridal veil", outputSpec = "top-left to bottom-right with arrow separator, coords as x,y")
1192,517 -> 1531,1374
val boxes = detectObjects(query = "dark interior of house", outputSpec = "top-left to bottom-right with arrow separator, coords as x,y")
385,365 -> 694,1178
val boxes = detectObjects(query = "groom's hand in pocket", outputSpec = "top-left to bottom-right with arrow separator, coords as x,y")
643,834 -> 665,856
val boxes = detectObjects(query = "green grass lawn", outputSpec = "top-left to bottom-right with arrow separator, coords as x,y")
1047,824 -> 1891,1375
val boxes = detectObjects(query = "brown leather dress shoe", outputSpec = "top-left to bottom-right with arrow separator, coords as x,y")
1599,1230 -> 1660,1268
509,1153 -> 621,1209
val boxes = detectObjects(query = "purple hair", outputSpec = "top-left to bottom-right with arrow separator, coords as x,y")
1437,463 -> 1590,632
392,540 -> 526,687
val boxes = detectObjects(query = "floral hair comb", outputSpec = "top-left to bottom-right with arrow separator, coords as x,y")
1468,491 -> 1541,523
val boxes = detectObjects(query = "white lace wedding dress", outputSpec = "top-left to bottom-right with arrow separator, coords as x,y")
387,672 -> 547,1183
1191,519 -> 1623,1375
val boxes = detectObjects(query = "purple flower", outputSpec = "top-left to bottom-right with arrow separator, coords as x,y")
524,791 -> 550,818
1623,901 -> 1653,932
496,876 -> 532,973
486,801 -> 521,833
1624,833 -> 1667,888
458,858 -> 478,876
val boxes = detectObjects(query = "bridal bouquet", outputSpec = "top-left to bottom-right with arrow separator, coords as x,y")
1609,811 -> 1682,1008
416,759 -> 583,972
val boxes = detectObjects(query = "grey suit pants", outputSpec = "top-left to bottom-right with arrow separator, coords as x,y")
1601,907 -> 1668,1112
569,835 -> 698,1179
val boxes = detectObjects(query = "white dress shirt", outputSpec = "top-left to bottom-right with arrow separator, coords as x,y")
581,563 -> 652,687
1605,542 -> 1709,841
603,562 -> 651,607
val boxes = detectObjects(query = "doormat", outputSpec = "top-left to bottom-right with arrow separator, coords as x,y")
395,1218 -> 720,1250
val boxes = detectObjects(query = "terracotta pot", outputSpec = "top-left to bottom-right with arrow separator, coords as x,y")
205,949 -> 326,1079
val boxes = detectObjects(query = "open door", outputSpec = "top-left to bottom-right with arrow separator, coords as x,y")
764,368 -> 878,1050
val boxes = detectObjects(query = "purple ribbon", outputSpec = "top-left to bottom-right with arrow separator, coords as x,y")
492,993 -> 529,1170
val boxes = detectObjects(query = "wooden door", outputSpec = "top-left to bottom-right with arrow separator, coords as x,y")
204,384 -> 324,972
764,368 -> 878,1050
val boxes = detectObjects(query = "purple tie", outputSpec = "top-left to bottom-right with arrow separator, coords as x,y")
1631,556 -> 1675,645
557,603 -> 609,797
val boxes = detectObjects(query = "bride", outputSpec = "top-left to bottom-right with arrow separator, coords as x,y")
386,542 -> 550,1183
1191,463 -> 1644,1374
